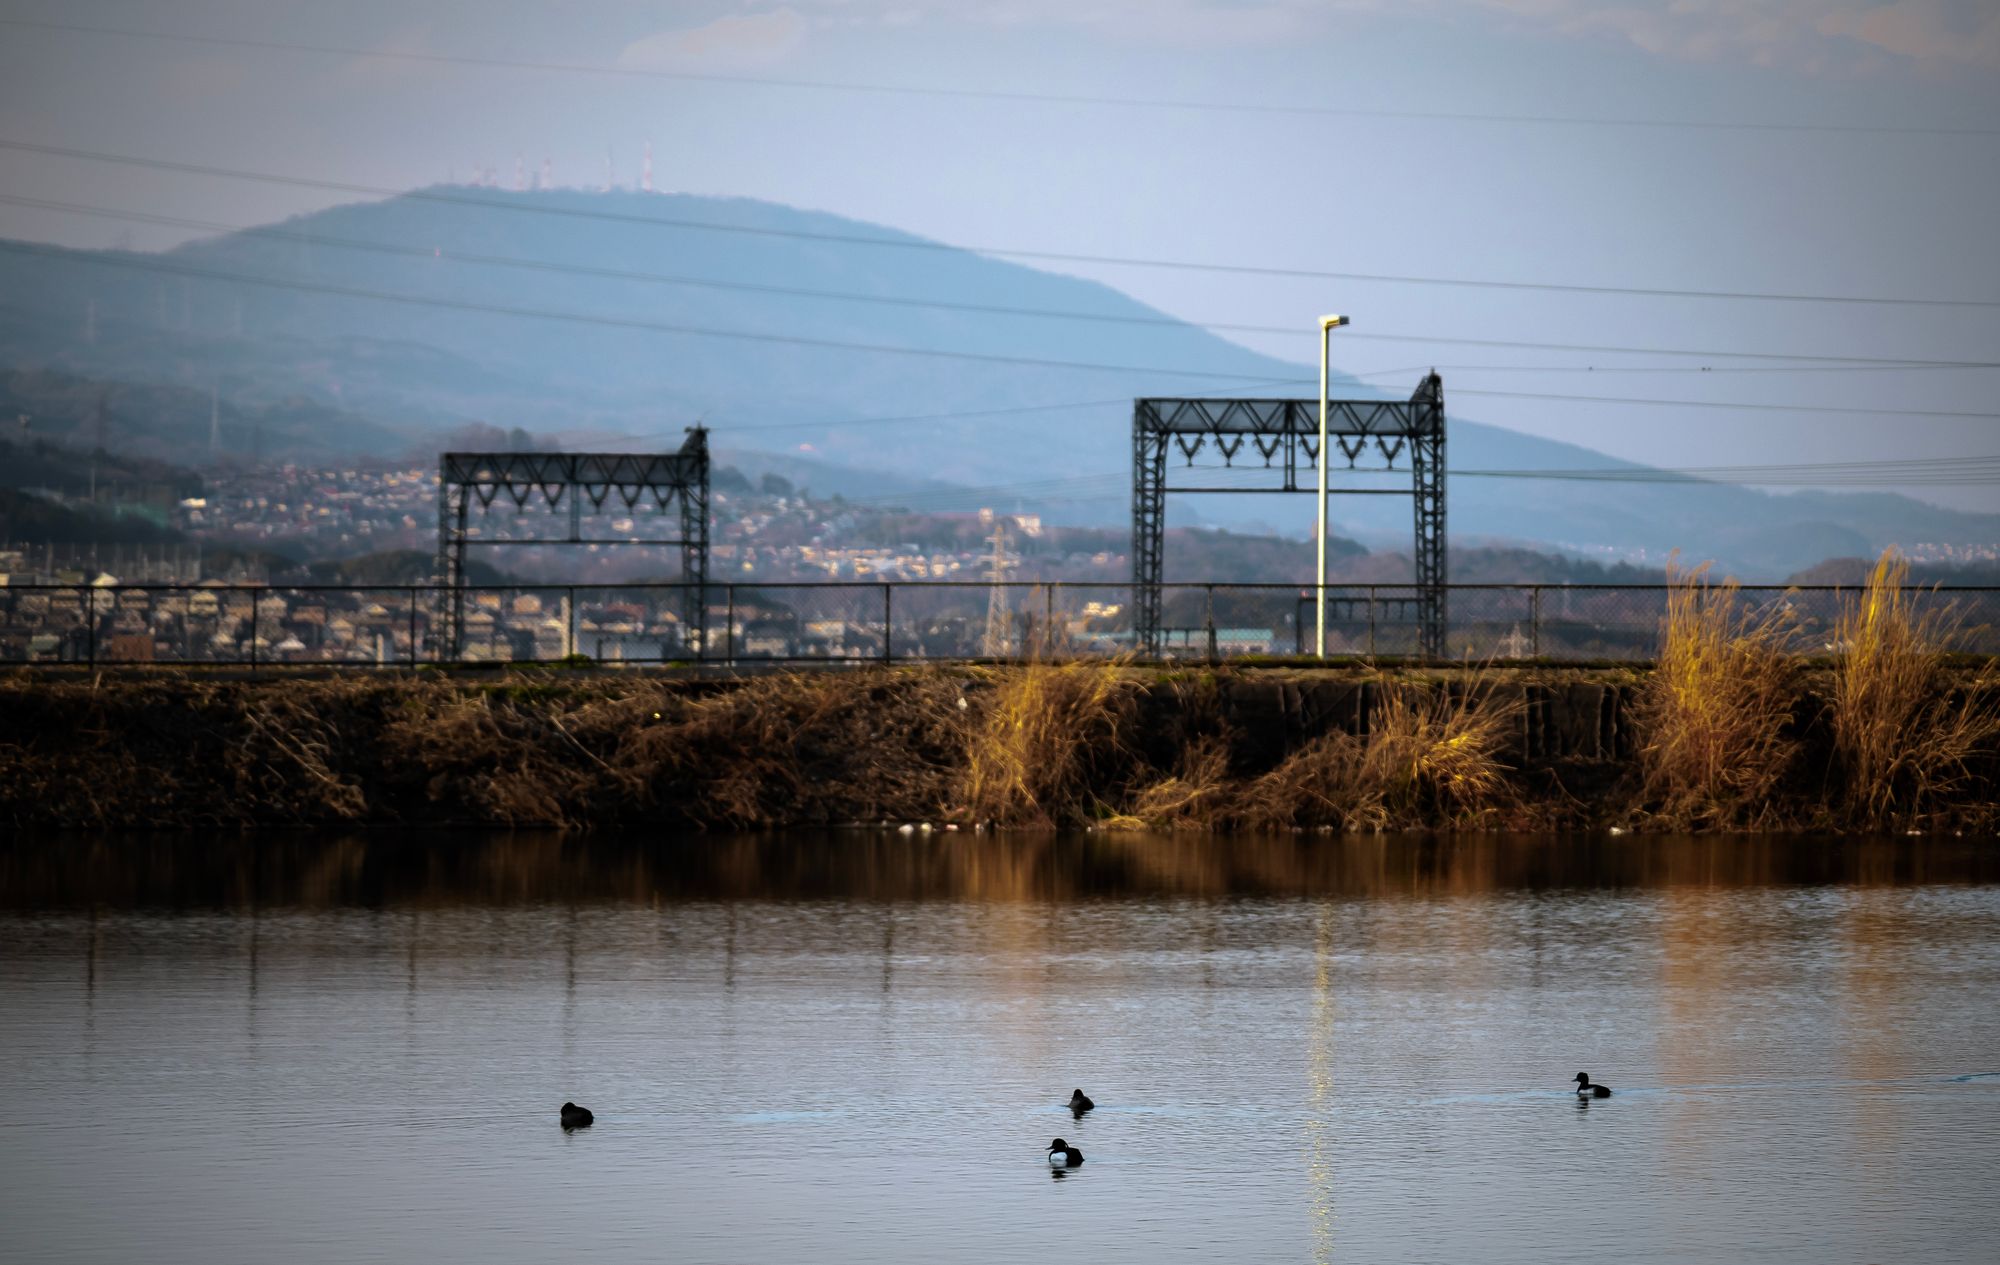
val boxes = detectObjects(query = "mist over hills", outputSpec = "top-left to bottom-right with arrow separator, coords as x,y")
0,186 -> 1992,577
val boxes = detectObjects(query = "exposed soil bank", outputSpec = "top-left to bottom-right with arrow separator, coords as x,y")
1,665 -> 1992,833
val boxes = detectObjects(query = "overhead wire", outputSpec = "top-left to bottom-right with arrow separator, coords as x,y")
4,190 -> 1991,371
835,454 -> 2000,510
1449,386 -> 1998,420
0,239 -> 1291,382
4,16 -> 1995,139
1356,361 -> 2000,376
4,24 -> 1991,505
620,377 -> 1311,441
8,238 -> 1995,421
6,138 -> 1997,309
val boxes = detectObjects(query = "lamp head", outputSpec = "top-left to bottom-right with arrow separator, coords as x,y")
1320,314 -> 1350,330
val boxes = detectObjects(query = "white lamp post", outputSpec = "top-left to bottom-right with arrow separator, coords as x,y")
1315,313 -> 1349,658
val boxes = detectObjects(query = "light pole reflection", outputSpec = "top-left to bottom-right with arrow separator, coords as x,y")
1306,900 -> 1336,1263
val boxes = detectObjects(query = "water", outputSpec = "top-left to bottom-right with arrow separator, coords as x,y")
4,833 -> 1998,1264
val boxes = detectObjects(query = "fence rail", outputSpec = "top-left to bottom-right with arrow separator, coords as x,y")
2,580 -> 1996,667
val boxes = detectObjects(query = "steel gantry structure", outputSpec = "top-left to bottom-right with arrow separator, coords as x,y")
1132,373 -> 1446,658
435,427 -> 710,658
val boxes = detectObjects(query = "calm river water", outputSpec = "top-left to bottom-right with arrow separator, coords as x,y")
3,833 -> 1998,1264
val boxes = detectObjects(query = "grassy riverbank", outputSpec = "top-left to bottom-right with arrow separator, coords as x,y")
3,556 -> 1993,834
0,660 -> 1990,835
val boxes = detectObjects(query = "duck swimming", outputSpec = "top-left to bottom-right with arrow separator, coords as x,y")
560,1101 -> 595,1128
1068,1089 -> 1095,1114
1047,1138 -> 1085,1168
1573,1073 -> 1612,1099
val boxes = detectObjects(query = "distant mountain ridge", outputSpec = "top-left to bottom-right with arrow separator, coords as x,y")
1,187 -> 1993,576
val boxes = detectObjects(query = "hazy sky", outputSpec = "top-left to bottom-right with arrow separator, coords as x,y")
1,0 -> 1997,510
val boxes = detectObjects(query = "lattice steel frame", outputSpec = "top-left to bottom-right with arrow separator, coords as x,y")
435,428 -> 709,658
1133,373 -> 1446,658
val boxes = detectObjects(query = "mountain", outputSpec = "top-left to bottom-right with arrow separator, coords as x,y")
0,367 -> 405,464
0,486 -> 182,547
1,187 -> 1993,576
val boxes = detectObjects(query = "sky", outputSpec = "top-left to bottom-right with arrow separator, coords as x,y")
0,0 -> 1997,511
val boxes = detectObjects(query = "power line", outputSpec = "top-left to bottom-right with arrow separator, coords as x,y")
1450,386 -> 2000,420
0,238 -> 1292,382
647,378 -> 1310,439
1343,333 -> 1990,370
10,237 -> 1994,423
7,190 -> 1991,371
6,15 -> 1993,139
1361,361 -> 2000,376
1459,455 -> 2000,485
0,192 -> 1440,360
842,455 -> 2000,508
7,138 -> 1997,310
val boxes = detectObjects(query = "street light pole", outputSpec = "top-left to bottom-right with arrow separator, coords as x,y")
1315,313 -> 1349,658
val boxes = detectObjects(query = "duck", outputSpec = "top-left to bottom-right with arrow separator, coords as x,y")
1047,1138 -> 1085,1168
1573,1073 -> 1612,1099
1068,1089 -> 1095,1114
560,1101 -> 595,1128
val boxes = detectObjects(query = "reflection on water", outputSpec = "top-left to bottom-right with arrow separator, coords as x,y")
1306,904 -> 1335,1264
5,831 -> 1999,909
2,833 -> 1998,1265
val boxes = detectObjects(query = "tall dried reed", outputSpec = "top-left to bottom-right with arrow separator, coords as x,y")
1828,550 -> 2000,829
960,659 -> 1134,828
1365,679 -> 1523,824
1635,559 -> 1799,829
1106,736 -> 1234,831
1234,675 -> 1522,830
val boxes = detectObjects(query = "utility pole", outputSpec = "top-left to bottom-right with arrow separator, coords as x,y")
1315,313 -> 1349,658
982,514 -> 1013,658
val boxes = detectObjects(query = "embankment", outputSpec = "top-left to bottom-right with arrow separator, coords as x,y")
2,663 -> 1992,833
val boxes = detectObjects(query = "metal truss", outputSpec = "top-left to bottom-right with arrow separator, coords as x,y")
1132,373 -> 1446,658
435,428 -> 709,658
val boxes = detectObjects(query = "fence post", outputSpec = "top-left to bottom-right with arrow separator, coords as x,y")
248,588 -> 258,674
408,586 -> 419,668
882,583 -> 893,665
1204,584 -> 1217,664
1367,586 -> 1377,659
725,584 -> 735,666
85,589 -> 96,669
1530,586 -> 1542,659
566,586 -> 577,662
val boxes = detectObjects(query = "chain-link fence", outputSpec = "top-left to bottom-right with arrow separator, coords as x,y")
2,581 -> 1995,666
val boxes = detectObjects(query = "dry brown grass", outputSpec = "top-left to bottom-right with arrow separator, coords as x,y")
1230,727 -> 1369,830
1367,680 -> 1524,822
378,683 -> 596,825
3,640 -> 1991,832
959,658 -> 1135,828
1828,550 -> 2000,829
230,676 -> 381,820
1233,675 -> 1522,831
0,668 -> 971,831
1634,558 -> 1801,829
1105,736 -> 1234,831
602,671 -> 966,828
